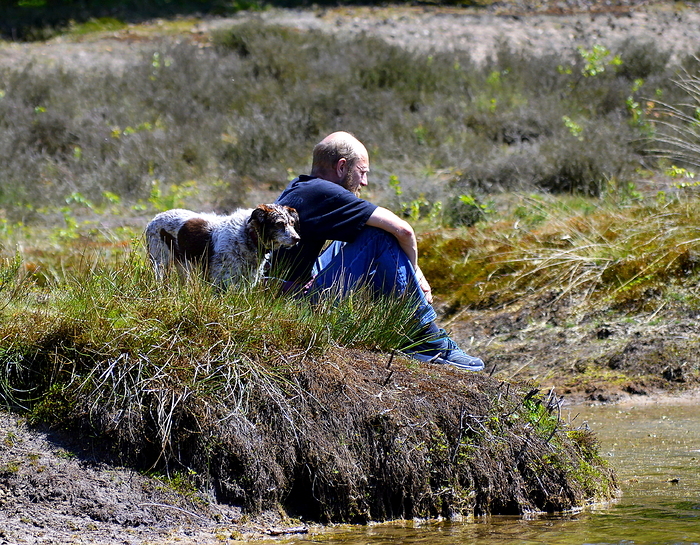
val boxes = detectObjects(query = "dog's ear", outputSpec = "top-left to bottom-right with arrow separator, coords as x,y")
286,206 -> 300,228
248,205 -> 268,229
249,205 -> 274,239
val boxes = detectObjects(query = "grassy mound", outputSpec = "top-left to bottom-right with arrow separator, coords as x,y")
13,6 -> 700,519
0,248 -> 616,521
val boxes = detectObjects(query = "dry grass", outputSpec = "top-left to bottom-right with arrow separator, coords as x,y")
419,192 -> 700,316
0,239 -> 616,520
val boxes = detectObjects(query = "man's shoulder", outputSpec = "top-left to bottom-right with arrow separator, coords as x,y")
280,176 -> 357,201
290,176 -> 340,191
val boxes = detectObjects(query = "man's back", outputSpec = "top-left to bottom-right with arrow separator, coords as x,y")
270,175 -> 376,283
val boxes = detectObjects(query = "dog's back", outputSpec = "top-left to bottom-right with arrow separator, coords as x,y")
146,209 -> 201,279
204,209 -> 256,283
145,204 -> 299,287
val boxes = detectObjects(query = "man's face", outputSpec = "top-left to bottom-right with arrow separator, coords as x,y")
342,154 -> 370,197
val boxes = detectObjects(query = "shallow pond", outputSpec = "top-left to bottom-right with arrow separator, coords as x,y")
288,398 -> 700,545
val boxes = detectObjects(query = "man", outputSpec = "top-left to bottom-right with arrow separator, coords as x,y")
269,131 -> 484,371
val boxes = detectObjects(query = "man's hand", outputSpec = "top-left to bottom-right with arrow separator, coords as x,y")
415,266 -> 433,304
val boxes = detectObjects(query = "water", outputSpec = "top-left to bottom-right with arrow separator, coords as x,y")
286,399 -> 700,545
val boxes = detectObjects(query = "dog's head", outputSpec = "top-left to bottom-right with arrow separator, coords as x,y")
249,204 -> 301,249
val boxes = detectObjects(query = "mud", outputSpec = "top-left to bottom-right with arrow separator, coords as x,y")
0,412 -> 307,544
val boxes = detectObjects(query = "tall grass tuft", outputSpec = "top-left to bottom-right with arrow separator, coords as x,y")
0,241 -> 417,413
419,193 -> 700,316
649,68 -> 700,169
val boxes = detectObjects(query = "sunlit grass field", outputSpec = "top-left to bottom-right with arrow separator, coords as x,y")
2,16 -> 700,407
0,12 -> 698,519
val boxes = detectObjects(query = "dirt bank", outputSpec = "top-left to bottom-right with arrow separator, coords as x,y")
1,348 -> 615,544
0,410 -> 309,545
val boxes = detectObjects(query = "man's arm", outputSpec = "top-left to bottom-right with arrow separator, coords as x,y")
366,207 -> 433,303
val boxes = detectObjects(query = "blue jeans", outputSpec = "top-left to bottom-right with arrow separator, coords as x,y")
308,227 -> 437,328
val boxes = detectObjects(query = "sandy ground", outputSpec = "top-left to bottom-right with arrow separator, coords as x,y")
2,2 -> 700,72
225,2 -> 700,64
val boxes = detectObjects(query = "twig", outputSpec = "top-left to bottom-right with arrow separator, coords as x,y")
382,370 -> 394,386
266,526 -> 309,536
138,503 -> 207,520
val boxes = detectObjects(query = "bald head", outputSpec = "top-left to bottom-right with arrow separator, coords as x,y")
310,131 -> 368,182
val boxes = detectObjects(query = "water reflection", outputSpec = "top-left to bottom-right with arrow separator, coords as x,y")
288,399 -> 700,545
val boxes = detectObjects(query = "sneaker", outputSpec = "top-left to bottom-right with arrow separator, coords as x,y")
403,329 -> 485,372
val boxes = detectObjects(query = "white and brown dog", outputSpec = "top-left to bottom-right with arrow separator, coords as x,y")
146,204 -> 300,287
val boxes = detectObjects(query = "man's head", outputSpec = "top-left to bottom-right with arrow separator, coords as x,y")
310,131 -> 369,196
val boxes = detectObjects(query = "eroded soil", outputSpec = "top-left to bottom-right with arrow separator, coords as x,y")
0,411 -> 309,544
449,297 -> 700,404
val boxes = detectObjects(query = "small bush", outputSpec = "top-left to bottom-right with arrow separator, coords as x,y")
538,119 -> 639,196
443,194 -> 487,227
614,37 -> 671,81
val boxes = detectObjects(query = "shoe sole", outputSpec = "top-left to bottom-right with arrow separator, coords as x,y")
403,351 -> 484,371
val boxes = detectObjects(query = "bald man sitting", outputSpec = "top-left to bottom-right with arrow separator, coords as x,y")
269,131 -> 484,371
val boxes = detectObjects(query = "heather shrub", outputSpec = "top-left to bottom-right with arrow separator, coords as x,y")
0,25 -> 685,222
614,37 -> 672,81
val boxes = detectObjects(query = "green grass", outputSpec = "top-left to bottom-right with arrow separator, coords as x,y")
0,241 -> 417,409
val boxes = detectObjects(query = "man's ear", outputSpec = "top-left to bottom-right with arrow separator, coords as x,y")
335,158 -> 347,179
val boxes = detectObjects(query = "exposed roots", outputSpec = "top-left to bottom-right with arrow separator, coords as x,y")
64,348 -> 616,522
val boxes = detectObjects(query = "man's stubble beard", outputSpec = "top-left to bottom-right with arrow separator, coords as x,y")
342,169 -> 362,197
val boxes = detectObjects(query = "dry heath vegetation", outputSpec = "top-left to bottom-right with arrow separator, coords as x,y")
2,16 -> 700,519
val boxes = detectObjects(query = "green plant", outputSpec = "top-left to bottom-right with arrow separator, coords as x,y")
142,179 -> 199,212
68,17 -> 127,35
151,469 -> 204,503
578,45 -> 622,78
443,194 -> 491,227
562,115 -> 584,140
388,174 -> 442,223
